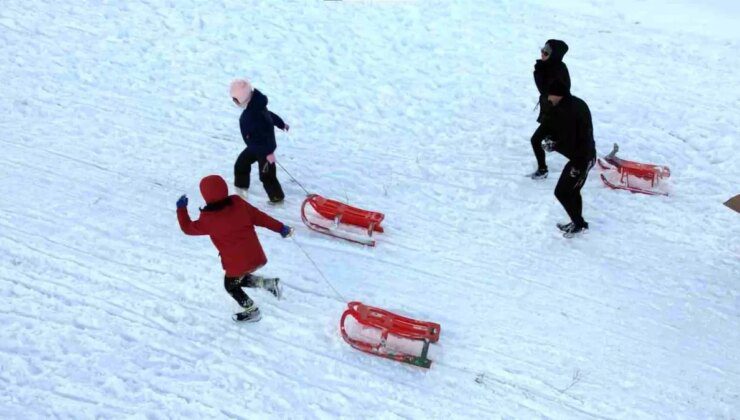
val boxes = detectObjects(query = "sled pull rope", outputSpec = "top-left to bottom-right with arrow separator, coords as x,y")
277,160 -> 311,196
276,160 -> 346,300
290,236 -> 348,302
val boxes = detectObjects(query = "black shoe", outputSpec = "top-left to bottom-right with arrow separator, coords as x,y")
530,168 -> 548,180
233,307 -> 261,322
232,299 -> 261,322
557,222 -> 574,232
563,222 -> 589,238
268,197 -> 284,205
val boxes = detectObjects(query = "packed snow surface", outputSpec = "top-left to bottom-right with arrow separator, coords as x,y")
1,0 -> 738,418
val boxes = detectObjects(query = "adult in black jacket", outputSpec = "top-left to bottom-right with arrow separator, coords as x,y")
230,79 -> 288,203
530,39 -> 570,179
540,80 -> 596,237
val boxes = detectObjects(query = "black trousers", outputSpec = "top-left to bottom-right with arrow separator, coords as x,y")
224,274 -> 261,308
234,149 -> 285,202
554,158 -> 595,226
530,124 -> 549,170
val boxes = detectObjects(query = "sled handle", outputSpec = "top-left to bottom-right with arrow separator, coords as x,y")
420,339 -> 431,363
606,143 -> 619,159
367,222 -> 376,237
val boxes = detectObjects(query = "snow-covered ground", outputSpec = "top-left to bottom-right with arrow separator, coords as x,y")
1,0 -> 738,418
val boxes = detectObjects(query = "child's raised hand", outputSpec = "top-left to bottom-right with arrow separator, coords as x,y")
176,195 -> 188,209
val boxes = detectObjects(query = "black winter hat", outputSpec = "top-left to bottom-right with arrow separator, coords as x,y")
547,80 -> 570,96
545,39 -> 569,62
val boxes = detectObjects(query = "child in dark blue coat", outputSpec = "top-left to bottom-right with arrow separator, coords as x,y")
230,79 -> 289,203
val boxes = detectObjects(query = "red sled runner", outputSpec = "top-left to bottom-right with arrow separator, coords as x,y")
301,194 -> 385,246
340,301 -> 441,368
597,143 -> 671,196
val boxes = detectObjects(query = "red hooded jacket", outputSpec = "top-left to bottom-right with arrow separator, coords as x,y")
177,175 -> 284,277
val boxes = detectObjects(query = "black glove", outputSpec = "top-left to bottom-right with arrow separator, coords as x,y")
541,137 -> 556,152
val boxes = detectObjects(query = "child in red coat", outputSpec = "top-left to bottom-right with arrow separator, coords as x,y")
177,175 -> 293,321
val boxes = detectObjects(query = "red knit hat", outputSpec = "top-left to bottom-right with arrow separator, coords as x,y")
199,175 -> 229,204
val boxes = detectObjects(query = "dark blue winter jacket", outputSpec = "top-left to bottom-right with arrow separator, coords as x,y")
238,89 -> 286,157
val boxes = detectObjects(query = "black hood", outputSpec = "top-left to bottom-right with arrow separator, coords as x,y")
546,39 -> 569,62
246,88 -> 268,112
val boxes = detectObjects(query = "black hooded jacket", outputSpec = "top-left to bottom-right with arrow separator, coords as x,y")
544,94 -> 596,165
238,89 -> 287,157
534,39 -> 570,122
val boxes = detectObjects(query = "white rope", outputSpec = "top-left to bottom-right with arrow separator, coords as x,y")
290,236 -> 348,302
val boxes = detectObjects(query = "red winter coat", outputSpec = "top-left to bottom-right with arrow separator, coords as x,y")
177,175 -> 284,277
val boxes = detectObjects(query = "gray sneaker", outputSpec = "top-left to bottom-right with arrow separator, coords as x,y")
243,275 -> 282,300
557,222 -> 574,232
530,168 -> 548,180
563,222 -> 589,238
233,308 -> 261,322
262,278 -> 283,300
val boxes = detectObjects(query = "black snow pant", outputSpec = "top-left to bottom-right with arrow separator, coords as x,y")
554,158 -> 595,226
234,149 -> 285,202
530,124 -> 549,170
224,274 -> 261,308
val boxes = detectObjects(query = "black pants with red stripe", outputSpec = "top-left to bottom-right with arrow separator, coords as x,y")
554,158 -> 595,226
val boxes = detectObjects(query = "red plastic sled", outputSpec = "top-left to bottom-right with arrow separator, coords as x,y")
340,301 -> 441,368
597,143 -> 670,196
301,194 -> 385,246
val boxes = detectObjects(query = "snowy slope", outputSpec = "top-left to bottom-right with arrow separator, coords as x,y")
1,0 -> 738,418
